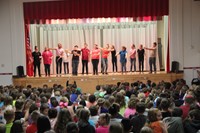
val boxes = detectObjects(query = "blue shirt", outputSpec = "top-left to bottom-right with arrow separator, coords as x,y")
119,50 -> 127,63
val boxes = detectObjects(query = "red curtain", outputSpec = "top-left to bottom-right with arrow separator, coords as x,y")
24,0 -> 168,22
25,24 -> 33,76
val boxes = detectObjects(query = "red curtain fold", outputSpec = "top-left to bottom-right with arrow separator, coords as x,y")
23,0 -> 168,22
25,23 -> 33,76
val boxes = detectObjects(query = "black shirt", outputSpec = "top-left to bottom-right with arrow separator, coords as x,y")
32,51 -> 41,64
137,49 -> 145,60
72,50 -> 81,61
111,50 -> 117,61
131,114 -> 147,133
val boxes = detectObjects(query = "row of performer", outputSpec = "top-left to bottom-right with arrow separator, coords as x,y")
31,42 -> 157,77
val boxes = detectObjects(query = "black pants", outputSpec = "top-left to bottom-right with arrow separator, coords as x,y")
63,62 -> 69,74
82,60 -> 88,74
56,56 -> 62,74
139,59 -> 144,72
33,63 -> 41,77
149,57 -> 156,73
44,64 -> 50,76
92,59 -> 99,75
112,60 -> 117,72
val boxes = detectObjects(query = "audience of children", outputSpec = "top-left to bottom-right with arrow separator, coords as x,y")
0,78 -> 199,133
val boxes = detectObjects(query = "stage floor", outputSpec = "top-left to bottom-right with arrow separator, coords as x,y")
13,72 -> 183,94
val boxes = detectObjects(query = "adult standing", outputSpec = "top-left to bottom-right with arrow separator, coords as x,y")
71,45 -> 81,76
81,43 -> 90,75
145,42 -> 157,73
129,44 -> 136,73
110,45 -> 118,73
50,43 -> 64,75
32,46 -> 42,77
91,44 -> 101,75
101,44 -> 110,75
42,47 -> 53,77
137,44 -> 145,73
62,50 -> 70,75
116,46 -> 128,74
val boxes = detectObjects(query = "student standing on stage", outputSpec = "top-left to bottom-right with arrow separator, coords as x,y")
101,44 -> 110,75
71,45 -> 81,76
62,50 -> 70,75
137,44 -> 145,73
32,46 -> 42,77
91,44 -> 101,75
110,45 -> 118,72
144,42 -> 157,73
116,46 -> 128,74
129,44 -> 136,73
42,47 -> 53,77
50,43 -> 64,75
81,43 -> 90,75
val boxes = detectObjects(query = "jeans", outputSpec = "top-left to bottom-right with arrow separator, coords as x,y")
44,64 -> 50,76
72,60 -> 79,75
82,60 -> 88,74
102,58 -> 108,74
112,59 -> 117,72
130,58 -> 136,72
92,59 -> 99,75
56,56 -> 62,74
63,62 -> 69,74
33,63 -> 41,76
121,62 -> 126,73
138,59 -> 144,72
149,57 -> 156,73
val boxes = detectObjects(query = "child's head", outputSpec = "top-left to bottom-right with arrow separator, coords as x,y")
15,99 -> 24,111
4,110 -> 15,124
31,110 -> 41,124
98,113 -> 110,126
148,108 -> 162,122
48,108 -> 58,119
0,124 -> 6,133
66,122 -> 79,133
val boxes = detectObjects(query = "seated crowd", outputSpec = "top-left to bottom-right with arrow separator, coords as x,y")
0,78 -> 200,133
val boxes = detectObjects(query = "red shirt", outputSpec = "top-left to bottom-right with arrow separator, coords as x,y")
42,50 -> 53,64
130,49 -> 136,59
180,104 -> 190,119
102,49 -> 110,59
91,49 -> 100,59
81,48 -> 90,60
26,123 -> 37,133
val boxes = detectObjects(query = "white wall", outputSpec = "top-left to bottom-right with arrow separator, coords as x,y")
0,0 -> 199,85
169,0 -> 200,84
0,0 -> 53,85
0,0 -> 15,85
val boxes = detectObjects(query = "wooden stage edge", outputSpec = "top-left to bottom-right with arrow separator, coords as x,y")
13,72 -> 183,94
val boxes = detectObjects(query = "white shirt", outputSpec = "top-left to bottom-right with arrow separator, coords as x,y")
62,52 -> 70,62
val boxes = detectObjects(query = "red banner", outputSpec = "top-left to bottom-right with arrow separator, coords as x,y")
25,24 -> 33,76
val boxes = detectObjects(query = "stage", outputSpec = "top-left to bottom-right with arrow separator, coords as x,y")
13,72 -> 183,94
